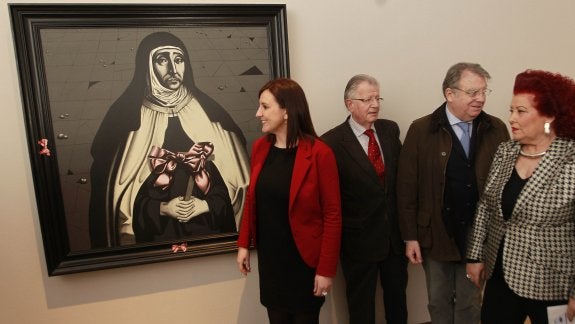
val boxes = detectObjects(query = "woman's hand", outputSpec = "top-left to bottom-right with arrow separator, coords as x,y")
465,262 -> 485,288
237,247 -> 251,275
313,275 -> 333,297
566,297 -> 575,321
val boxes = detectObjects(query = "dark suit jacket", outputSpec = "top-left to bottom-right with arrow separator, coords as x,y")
322,118 -> 404,261
237,136 -> 342,277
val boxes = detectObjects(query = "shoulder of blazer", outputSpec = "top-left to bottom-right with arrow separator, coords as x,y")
554,137 -> 575,156
497,139 -> 520,153
297,137 -> 332,159
374,118 -> 399,129
248,136 -> 273,174
252,136 -> 269,150
489,139 -> 519,165
309,137 -> 333,153
374,119 -> 400,136
251,136 -> 271,155
321,120 -> 350,141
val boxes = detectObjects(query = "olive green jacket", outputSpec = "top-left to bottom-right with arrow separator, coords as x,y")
397,103 -> 509,261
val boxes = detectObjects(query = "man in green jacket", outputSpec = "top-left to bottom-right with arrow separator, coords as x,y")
397,62 -> 509,324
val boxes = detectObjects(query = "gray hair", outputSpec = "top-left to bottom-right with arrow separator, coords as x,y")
442,62 -> 491,96
344,74 -> 380,100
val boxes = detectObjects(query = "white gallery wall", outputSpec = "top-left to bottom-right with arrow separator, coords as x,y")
1,0 -> 574,323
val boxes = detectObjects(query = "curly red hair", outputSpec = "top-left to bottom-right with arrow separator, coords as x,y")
513,69 -> 575,139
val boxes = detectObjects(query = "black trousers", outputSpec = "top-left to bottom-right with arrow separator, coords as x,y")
266,307 -> 320,324
340,253 -> 408,324
482,254 -> 566,324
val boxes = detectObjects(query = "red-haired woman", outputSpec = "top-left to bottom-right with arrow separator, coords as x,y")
236,78 -> 342,323
466,70 -> 575,323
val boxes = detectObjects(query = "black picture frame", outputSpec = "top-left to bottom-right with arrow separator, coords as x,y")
10,4 -> 289,276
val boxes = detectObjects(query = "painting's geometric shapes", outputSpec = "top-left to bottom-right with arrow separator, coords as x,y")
240,66 -> 263,76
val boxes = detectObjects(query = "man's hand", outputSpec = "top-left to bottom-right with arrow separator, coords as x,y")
405,240 -> 423,264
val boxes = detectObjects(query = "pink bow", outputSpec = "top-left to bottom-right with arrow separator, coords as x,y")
148,142 -> 214,190
171,242 -> 188,253
38,139 -> 51,156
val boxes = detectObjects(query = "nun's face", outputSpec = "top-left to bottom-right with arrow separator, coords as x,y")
152,47 -> 185,90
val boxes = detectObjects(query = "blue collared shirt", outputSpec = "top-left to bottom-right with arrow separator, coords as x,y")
445,105 -> 473,141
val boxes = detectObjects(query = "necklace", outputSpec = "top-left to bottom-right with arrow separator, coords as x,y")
519,149 -> 546,158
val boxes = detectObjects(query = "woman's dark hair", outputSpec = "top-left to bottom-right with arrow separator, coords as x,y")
513,69 -> 575,139
258,78 -> 317,148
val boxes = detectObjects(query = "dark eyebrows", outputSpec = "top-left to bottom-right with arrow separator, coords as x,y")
153,51 -> 185,60
153,52 -> 168,59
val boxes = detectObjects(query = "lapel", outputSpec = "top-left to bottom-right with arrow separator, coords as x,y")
511,138 -> 573,221
374,121 -> 392,190
340,119 -> 384,187
289,139 -> 313,212
491,143 -> 517,221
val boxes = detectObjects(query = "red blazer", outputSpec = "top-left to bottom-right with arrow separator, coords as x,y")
237,136 -> 342,277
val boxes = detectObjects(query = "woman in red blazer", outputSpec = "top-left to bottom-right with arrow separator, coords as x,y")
236,78 -> 342,323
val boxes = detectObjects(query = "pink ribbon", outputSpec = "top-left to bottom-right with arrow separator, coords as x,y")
171,242 -> 188,253
148,142 -> 214,190
38,139 -> 51,156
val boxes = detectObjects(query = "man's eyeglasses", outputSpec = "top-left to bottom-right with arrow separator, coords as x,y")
348,97 -> 384,104
451,87 -> 492,98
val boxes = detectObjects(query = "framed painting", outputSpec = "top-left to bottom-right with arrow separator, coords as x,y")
10,4 -> 289,275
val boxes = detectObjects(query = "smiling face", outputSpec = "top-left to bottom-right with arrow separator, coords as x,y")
256,89 -> 287,136
345,81 -> 380,129
509,93 -> 554,145
445,70 -> 488,121
152,47 -> 185,90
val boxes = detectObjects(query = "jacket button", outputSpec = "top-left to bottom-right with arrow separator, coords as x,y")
441,152 -> 447,156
